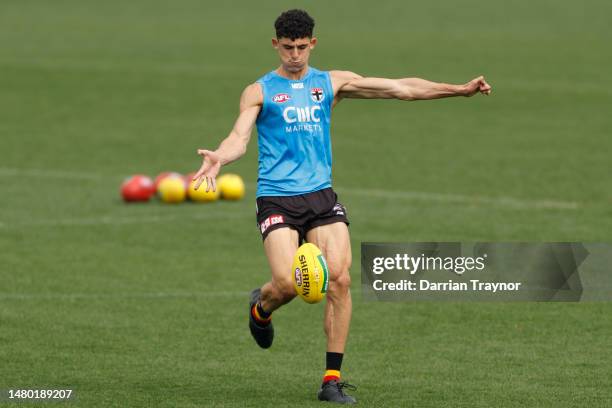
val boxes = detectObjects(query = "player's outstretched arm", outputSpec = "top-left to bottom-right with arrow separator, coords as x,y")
193,83 -> 262,191
331,71 -> 491,102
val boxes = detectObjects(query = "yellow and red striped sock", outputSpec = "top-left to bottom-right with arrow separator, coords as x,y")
323,352 -> 343,383
323,369 -> 341,383
251,302 -> 271,326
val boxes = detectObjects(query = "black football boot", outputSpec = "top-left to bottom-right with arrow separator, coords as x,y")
317,380 -> 357,404
248,288 -> 274,349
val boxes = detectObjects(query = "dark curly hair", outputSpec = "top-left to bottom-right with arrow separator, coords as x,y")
274,9 -> 315,40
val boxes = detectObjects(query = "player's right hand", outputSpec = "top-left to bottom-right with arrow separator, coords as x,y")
463,76 -> 492,96
193,149 -> 222,191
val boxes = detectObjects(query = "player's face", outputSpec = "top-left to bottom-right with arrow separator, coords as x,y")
272,37 -> 317,73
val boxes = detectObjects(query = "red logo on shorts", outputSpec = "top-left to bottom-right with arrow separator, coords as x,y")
272,93 -> 291,103
260,214 -> 285,234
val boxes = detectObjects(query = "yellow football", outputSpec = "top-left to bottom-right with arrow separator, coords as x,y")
292,243 -> 329,304
158,176 -> 186,203
218,173 -> 245,200
187,179 -> 220,202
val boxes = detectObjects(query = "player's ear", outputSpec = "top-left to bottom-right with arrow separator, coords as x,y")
309,37 -> 317,49
272,38 -> 279,49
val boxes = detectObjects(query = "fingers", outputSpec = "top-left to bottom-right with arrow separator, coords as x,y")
193,167 -> 205,181
480,81 -> 492,95
193,174 -> 217,192
192,163 -> 209,189
194,176 -> 216,191
193,167 -> 209,190
193,148 -> 219,191
193,175 -> 205,190
205,176 -> 217,192
471,75 -> 483,85
475,76 -> 492,96
193,148 -> 211,190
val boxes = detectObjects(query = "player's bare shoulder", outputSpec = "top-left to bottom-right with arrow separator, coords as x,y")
240,82 -> 264,111
329,70 -> 363,105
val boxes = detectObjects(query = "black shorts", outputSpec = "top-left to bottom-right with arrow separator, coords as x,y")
256,188 -> 349,242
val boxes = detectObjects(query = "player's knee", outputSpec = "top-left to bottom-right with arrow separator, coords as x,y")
327,273 -> 351,304
327,256 -> 351,289
345,256 -> 352,271
328,268 -> 351,300
333,271 -> 352,292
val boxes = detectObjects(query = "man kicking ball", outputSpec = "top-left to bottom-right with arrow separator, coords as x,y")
192,9 -> 491,404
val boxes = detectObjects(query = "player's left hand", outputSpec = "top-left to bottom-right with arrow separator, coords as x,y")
463,76 -> 492,97
193,149 -> 222,191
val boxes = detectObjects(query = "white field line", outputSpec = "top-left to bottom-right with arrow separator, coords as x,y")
1,211 -> 252,228
0,288 -> 365,301
0,167 -> 580,217
334,187 -> 579,210
0,290 -> 249,301
0,167 -> 105,180
242,184 -> 579,210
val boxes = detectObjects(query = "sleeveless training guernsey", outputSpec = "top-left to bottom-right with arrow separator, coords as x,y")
255,67 -> 334,197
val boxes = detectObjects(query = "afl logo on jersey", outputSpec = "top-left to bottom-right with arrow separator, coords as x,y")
310,88 -> 325,103
272,93 -> 291,103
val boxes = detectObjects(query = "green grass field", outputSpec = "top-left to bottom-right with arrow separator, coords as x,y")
1,0 -> 612,406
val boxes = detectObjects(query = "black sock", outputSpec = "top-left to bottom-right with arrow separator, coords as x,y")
326,352 -> 343,371
323,352 -> 343,383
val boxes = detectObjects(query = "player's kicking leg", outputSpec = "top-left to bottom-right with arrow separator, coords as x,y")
306,222 -> 356,404
249,227 -> 299,348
